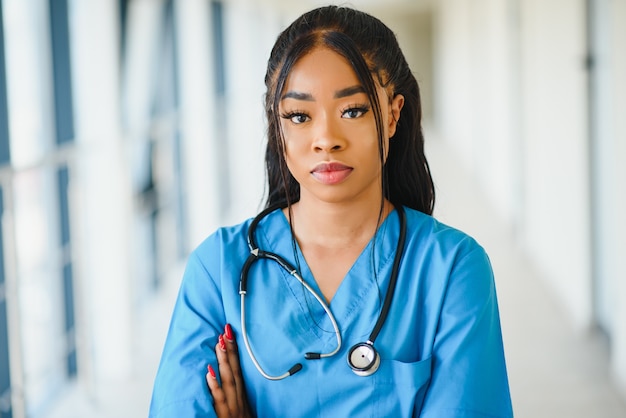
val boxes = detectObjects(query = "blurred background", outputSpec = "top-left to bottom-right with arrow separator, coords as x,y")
0,0 -> 625,417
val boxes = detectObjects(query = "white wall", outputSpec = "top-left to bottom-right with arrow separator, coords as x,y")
175,0 -> 222,249
375,10 -> 434,123
433,0 -> 592,328
433,0 -> 626,397
604,0 -> 626,399
433,0 -> 519,226
519,0 -> 592,328
173,0 -> 287,232
585,0 -> 626,397
221,1 -> 276,225
71,0 -> 133,384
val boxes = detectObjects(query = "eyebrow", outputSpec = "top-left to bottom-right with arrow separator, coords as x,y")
281,91 -> 314,101
334,85 -> 366,98
280,84 -> 366,101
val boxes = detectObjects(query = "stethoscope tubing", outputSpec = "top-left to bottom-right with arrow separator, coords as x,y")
366,204 -> 406,344
239,204 -> 342,379
239,203 -> 406,379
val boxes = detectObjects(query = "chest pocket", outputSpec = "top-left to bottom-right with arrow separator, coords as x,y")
373,356 -> 432,417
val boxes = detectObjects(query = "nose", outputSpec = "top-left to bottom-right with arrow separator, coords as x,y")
312,115 -> 345,153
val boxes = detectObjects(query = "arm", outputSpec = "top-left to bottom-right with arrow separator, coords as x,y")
420,245 -> 513,418
149,250 -> 225,418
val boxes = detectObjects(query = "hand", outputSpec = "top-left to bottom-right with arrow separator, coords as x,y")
206,324 -> 252,418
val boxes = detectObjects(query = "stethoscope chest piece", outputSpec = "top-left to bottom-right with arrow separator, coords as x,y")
347,341 -> 380,376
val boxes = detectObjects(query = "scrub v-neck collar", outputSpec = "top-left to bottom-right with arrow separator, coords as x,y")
256,208 -> 402,336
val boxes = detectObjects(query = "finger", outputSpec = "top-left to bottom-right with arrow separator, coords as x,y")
216,335 -> 240,416
224,324 -> 248,411
206,364 -> 231,417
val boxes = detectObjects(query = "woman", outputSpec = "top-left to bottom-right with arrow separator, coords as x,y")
150,5 -> 513,417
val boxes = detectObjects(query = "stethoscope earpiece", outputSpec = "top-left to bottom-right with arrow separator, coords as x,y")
347,341 -> 380,376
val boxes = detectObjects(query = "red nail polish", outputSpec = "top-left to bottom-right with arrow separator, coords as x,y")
208,365 -> 216,379
225,324 -> 234,342
218,334 -> 226,351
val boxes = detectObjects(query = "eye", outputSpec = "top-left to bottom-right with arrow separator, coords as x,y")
280,112 -> 310,124
341,105 -> 370,119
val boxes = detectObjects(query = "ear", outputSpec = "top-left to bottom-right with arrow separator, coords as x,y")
387,94 -> 404,138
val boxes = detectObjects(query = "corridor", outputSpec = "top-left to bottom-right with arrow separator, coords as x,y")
44,136 -> 626,418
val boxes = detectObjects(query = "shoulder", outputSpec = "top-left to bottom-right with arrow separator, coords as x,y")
188,208 -> 288,267
401,207 -> 493,297
403,208 -> 496,307
402,206 -> 486,260
193,215 -> 256,254
181,217 -> 254,281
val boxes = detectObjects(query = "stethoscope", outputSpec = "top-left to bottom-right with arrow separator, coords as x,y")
239,203 -> 406,380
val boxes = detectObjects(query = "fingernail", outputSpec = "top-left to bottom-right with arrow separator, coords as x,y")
218,334 -> 226,351
207,365 -> 216,379
225,324 -> 234,342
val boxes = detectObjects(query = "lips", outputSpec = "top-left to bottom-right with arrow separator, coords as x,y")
311,162 -> 353,185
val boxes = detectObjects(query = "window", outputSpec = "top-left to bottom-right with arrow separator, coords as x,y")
2,0 -> 77,414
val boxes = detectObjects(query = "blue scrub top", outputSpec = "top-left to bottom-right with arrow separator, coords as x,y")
150,207 -> 513,417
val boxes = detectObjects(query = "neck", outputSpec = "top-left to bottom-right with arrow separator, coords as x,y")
285,198 -> 393,250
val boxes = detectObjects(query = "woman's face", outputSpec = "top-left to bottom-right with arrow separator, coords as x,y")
279,47 -> 404,207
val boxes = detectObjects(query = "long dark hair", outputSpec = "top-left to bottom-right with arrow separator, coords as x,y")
263,6 -> 435,215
